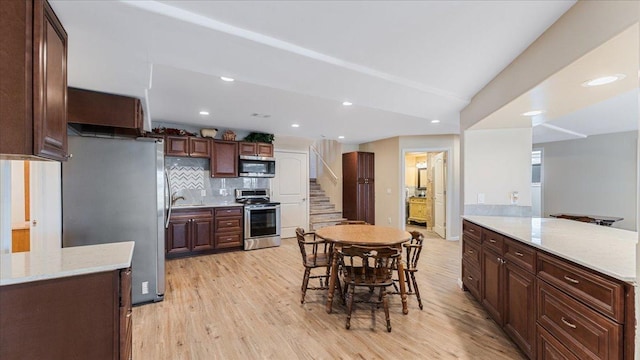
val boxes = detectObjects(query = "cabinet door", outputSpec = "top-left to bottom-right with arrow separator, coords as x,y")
191,217 -> 214,251
166,216 -> 191,254
538,325 -> 580,360
211,140 -> 238,177
189,138 -> 210,158
33,0 -> 68,161
481,247 -> 503,325
256,143 -> 273,157
504,262 -> 536,359
238,142 -> 257,156
165,136 -> 189,157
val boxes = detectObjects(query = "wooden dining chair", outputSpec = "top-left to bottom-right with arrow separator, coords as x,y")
339,245 -> 400,332
392,230 -> 425,309
295,227 -> 341,304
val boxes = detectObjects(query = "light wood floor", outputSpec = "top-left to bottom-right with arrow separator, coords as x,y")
133,229 -> 525,359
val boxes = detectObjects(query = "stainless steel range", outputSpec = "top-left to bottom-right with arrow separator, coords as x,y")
235,188 -> 281,250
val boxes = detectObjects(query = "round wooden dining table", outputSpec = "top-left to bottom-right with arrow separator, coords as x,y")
315,224 -> 412,314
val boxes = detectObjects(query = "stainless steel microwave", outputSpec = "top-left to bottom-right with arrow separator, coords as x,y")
238,155 -> 276,177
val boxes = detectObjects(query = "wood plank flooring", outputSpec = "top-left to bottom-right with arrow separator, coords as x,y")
133,229 -> 525,359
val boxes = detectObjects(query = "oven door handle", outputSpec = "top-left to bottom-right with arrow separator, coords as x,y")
245,205 -> 280,210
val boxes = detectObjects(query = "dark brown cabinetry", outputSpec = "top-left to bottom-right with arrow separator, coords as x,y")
211,140 -> 238,177
166,208 -> 214,256
0,268 -> 131,359
166,206 -> 243,258
461,219 -> 633,360
165,136 -> 210,158
342,151 -> 375,224
1,0 -> 68,161
214,207 -> 243,249
67,87 -> 144,136
239,141 -> 274,157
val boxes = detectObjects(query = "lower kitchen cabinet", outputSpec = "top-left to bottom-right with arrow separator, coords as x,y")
214,207 -> 243,249
0,268 -> 131,359
461,219 -> 633,360
166,207 -> 243,258
166,208 -> 214,256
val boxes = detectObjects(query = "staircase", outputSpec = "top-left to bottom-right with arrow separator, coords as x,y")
309,179 -> 345,230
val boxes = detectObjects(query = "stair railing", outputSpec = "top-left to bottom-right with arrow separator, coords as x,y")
310,145 -> 338,184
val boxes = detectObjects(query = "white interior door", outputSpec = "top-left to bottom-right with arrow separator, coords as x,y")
29,161 -> 62,252
433,152 -> 446,238
271,151 -> 308,238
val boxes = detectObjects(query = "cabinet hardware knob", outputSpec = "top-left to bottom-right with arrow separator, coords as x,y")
563,275 -> 579,284
227,222 -> 232,225
561,317 -> 577,329
514,252 -> 524,257
489,239 -> 496,243
469,229 -> 475,233
467,276 -> 473,280
468,250 -> 474,254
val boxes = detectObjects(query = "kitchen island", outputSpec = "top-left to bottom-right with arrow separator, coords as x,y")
0,241 -> 134,359
461,216 -> 636,360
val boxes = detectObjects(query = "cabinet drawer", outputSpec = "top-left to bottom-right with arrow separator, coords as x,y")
215,207 -> 243,218
537,325 -> 580,360
538,253 -> 624,322
215,233 -> 243,249
537,280 -> 621,360
462,236 -> 481,269
215,217 -> 242,231
483,229 -> 504,254
462,260 -> 481,301
504,237 -> 536,273
462,220 -> 482,242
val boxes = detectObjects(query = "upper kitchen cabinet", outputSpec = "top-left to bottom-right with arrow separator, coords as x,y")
238,142 -> 274,158
0,0 -> 68,161
211,140 -> 238,177
165,136 -> 210,158
67,87 -> 144,137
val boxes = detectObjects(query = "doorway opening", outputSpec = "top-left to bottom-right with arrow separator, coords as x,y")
403,151 -> 447,239
531,149 -> 543,217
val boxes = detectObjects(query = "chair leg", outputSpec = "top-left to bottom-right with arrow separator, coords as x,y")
411,273 -> 423,310
346,285 -> 355,329
382,288 -> 391,332
405,269 -> 413,294
301,268 -> 311,304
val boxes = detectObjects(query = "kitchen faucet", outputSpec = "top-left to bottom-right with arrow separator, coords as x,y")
171,193 -> 185,205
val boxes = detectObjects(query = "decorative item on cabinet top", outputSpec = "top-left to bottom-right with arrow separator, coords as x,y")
152,127 -> 197,136
222,130 -> 237,141
243,132 -> 275,144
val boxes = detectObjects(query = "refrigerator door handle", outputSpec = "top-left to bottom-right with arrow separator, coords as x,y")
165,169 -> 172,229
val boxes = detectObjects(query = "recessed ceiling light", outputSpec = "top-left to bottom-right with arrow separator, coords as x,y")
431,119 -> 440,124
342,101 -> 353,106
220,76 -> 235,82
522,110 -> 545,116
581,74 -> 626,87
199,111 -> 209,116
291,123 -> 300,128
338,136 -> 345,139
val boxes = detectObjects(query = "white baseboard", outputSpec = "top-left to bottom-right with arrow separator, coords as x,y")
457,278 -> 464,289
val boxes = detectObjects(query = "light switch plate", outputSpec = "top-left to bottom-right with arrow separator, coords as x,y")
477,193 -> 485,204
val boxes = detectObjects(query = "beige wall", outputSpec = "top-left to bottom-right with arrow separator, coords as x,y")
464,128 -> 532,206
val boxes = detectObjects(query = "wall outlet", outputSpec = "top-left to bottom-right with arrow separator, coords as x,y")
201,189 -> 206,197
387,217 -> 392,224
477,193 -> 485,204
219,189 -> 228,196
141,281 -> 149,295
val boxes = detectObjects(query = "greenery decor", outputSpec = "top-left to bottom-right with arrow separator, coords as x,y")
243,132 -> 275,143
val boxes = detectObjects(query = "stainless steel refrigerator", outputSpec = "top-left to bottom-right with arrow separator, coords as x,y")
62,135 -> 165,304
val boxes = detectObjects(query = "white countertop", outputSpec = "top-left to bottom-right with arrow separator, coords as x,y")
0,241 -> 134,286
462,216 -> 638,283
172,201 -> 244,209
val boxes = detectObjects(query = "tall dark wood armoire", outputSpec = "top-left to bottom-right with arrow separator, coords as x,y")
342,151 -> 375,224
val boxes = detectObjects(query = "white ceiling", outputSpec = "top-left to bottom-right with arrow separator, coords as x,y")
50,0 -> 576,144
471,23 -> 639,144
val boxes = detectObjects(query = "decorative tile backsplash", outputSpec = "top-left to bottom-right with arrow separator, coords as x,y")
169,165 -> 205,191
164,157 -> 269,204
